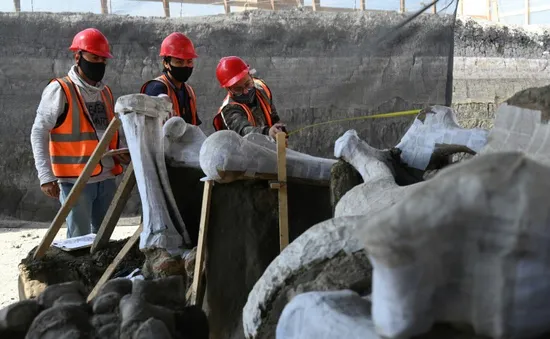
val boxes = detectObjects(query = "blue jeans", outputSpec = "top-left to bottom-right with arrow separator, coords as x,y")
59,178 -> 117,238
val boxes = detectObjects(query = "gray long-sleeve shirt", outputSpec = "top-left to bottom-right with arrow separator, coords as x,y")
30,65 -> 127,185
219,97 -> 281,137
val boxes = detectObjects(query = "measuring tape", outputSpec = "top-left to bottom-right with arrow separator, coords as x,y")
287,109 -> 422,136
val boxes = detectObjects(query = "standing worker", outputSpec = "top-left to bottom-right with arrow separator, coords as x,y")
140,32 -> 201,126
30,28 -> 129,238
213,56 -> 286,138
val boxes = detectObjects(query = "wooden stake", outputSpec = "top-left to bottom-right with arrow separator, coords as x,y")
162,0 -> 170,17
90,163 -> 137,254
525,0 -> 530,25
87,224 -> 143,302
223,0 -> 230,13
14,0 -> 21,12
100,0 -> 108,14
400,0 -> 405,13
190,180 -> 214,307
312,0 -> 319,12
33,117 -> 122,260
359,0 -> 365,11
271,132 -> 289,251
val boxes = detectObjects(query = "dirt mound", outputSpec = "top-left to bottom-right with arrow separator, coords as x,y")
19,238 -> 144,300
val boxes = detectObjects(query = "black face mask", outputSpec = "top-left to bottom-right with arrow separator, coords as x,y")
169,65 -> 193,83
232,87 -> 256,104
78,57 -> 106,83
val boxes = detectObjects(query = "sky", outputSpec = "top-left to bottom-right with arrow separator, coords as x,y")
1,0 -> 457,18
1,0 -> 548,24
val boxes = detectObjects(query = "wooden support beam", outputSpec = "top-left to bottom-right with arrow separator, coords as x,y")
14,0 -> 21,12
163,0 -> 170,17
33,118 -> 122,260
432,2 -> 436,14
101,0 -> 109,14
87,224 -> 143,302
312,0 -> 320,12
90,163 -> 137,254
190,180 -> 214,307
359,0 -> 365,11
270,0 -> 276,10
272,132 -> 289,251
525,0 -> 530,25
400,0 -> 405,13
223,0 -> 230,13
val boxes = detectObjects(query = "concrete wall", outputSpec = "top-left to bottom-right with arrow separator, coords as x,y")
0,10 -> 548,222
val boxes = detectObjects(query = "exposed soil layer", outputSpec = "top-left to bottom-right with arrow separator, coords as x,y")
19,238 -> 145,300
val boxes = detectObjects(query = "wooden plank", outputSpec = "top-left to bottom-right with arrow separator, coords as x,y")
90,163 -> 137,254
276,132 -> 289,251
190,180 -> 214,307
100,0 -> 108,14
525,0 -> 530,25
86,224 -> 143,302
312,0 -> 319,12
162,0 -> 170,17
33,117 -> 122,260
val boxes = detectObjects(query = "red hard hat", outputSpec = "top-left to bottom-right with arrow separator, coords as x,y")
216,56 -> 250,88
160,32 -> 198,60
69,28 -> 113,58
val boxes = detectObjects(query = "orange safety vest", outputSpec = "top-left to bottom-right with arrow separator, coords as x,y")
213,78 -> 273,131
140,74 -> 198,125
48,76 -> 123,178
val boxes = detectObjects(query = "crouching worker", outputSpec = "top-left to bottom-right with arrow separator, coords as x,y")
213,56 -> 286,138
141,32 -> 202,126
30,28 -> 129,238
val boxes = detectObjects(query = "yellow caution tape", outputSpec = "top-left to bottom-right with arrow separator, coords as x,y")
287,109 -> 422,136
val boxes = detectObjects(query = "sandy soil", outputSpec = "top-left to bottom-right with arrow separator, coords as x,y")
0,217 -> 140,308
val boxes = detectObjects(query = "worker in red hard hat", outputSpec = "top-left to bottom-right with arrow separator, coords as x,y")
213,56 -> 286,138
30,28 -> 129,239
141,32 -> 201,126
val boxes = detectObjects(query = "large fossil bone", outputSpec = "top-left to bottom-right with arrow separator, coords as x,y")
116,94 -> 192,256
277,150 -> 550,339
198,130 -> 338,182
242,105 -> 490,339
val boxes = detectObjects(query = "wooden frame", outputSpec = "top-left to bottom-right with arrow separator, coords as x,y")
33,117 -> 122,260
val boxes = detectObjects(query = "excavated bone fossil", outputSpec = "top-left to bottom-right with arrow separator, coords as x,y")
242,105 -> 490,339
116,94 -> 192,256
276,150 -> 550,339
198,130 -> 338,181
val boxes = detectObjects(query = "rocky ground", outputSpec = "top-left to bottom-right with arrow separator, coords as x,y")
0,217 -> 140,308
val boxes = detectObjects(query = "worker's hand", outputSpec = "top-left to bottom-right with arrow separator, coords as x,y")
41,181 -> 60,199
114,153 -> 131,165
269,123 -> 287,139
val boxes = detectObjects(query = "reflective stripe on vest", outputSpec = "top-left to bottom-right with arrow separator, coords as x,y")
49,76 -> 122,178
213,78 -> 273,131
140,74 -> 198,125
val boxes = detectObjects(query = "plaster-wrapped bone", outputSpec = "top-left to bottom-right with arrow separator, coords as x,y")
116,94 -> 192,256
275,151 -> 550,339
199,130 -> 337,181
163,116 -> 207,169
243,106 -> 498,339
479,103 -> 550,165
395,105 -> 488,170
